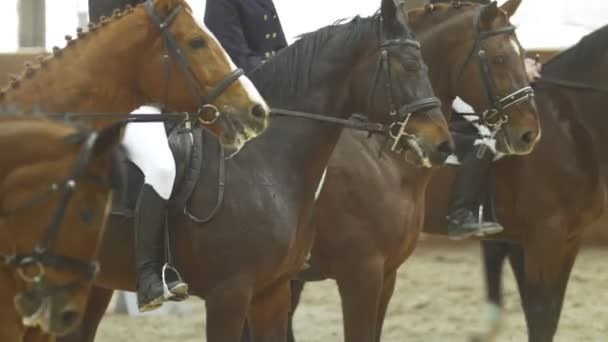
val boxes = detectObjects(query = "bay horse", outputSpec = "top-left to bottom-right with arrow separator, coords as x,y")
287,1 -> 540,341
2,0 -> 268,339
468,25 -> 608,342
0,117 -> 124,340
58,0 -> 454,341
0,0 -> 269,150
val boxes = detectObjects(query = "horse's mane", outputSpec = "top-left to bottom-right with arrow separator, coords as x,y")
0,4 -> 141,100
0,0 -> 192,100
541,24 -> 608,88
250,14 -> 414,104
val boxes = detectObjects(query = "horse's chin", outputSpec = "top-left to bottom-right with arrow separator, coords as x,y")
403,148 -> 432,169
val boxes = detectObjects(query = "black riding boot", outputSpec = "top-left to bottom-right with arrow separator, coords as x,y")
135,184 -> 188,312
447,146 -> 503,240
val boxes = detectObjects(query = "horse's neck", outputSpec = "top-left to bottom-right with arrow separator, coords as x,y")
1,19 -> 145,115
559,87 -> 608,165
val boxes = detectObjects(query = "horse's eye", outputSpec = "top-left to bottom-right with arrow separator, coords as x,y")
189,38 -> 206,49
402,61 -> 421,71
493,56 -> 506,65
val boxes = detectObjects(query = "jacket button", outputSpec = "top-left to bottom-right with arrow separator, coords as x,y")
264,14 -> 268,21
265,52 -> 271,58
265,33 -> 270,39
272,32 -> 277,38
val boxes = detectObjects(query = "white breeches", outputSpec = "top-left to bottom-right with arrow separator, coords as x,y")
122,105 -> 176,200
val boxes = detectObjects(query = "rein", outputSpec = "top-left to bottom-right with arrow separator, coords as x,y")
269,17 -> 442,153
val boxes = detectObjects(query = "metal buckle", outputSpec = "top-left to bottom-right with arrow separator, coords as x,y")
388,113 -> 412,152
17,257 -> 45,283
197,104 -> 220,124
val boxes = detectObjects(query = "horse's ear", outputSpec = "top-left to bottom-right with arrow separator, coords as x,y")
92,122 -> 125,159
393,0 -> 411,27
91,122 -> 127,191
499,0 -> 522,18
151,0 -> 184,16
480,1 -> 500,28
381,0 -> 398,26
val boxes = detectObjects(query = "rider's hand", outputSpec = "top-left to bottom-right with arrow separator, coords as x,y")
524,57 -> 542,83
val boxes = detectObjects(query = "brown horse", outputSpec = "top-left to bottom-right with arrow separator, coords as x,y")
0,0 -> 269,150
1,0 -> 266,339
467,25 -> 608,342
0,117 -> 124,341
57,0 -> 454,341
287,1 -> 539,341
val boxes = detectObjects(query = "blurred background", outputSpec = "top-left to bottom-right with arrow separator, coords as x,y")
0,0 -> 607,52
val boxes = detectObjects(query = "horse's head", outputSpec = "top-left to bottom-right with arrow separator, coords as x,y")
127,0 -> 269,153
349,0 -> 454,167
0,119 -> 124,336
411,0 -> 540,155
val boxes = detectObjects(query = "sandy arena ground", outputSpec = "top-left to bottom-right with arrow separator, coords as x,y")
95,241 -> 608,341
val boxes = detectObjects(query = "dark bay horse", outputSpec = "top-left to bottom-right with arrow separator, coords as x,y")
1,0 -> 269,150
57,0 -> 453,341
0,117 -> 124,340
288,1 -> 540,341
469,25 -> 608,342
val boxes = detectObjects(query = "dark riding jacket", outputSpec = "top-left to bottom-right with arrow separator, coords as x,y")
89,0 -> 143,22
204,0 -> 288,73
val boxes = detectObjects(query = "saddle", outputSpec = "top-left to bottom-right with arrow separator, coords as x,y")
111,122 -> 224,220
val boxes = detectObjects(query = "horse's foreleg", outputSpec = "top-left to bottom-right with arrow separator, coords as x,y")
206,278 -> 252,342
470,240 -> 511,342
287,279 -> 305,342
56,287 -> 114,342
247,281 -> 291,342
374,271 -> 396,342
336,256 -> 384,342
521,233 -> 581,342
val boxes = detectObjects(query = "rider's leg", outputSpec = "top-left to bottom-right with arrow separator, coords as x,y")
122,105 -> 187,312
447,140 -> 503,240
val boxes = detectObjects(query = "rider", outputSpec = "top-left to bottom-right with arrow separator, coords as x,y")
89,0 -> 188,312
438,0 -> 543,239
204,0 -> 288,73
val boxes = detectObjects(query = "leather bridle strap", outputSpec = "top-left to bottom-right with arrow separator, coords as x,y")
143,1 -> 244,119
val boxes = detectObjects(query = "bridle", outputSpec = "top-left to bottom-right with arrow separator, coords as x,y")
455,4 -> 534,129
0,130 -> 105,299
369,18 -> 441,151
143,0 -> 244,124
271,16 -> 442,153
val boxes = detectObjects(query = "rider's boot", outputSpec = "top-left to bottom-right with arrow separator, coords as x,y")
447,146 -> 504,240
135,184 -> 188,312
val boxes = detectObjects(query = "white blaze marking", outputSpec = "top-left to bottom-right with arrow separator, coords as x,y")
510,38 -> 521,56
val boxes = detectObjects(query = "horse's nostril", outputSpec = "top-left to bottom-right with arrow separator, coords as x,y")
60,309 -> 80,329
521,131 -> 535,145
250,104 -> 267,119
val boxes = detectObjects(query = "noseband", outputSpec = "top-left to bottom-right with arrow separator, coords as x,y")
457,5 -> 534,128
143,0 -> 244,124
0,131 -> 105,297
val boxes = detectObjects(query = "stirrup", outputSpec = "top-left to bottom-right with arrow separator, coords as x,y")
161,263 -> 189,301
